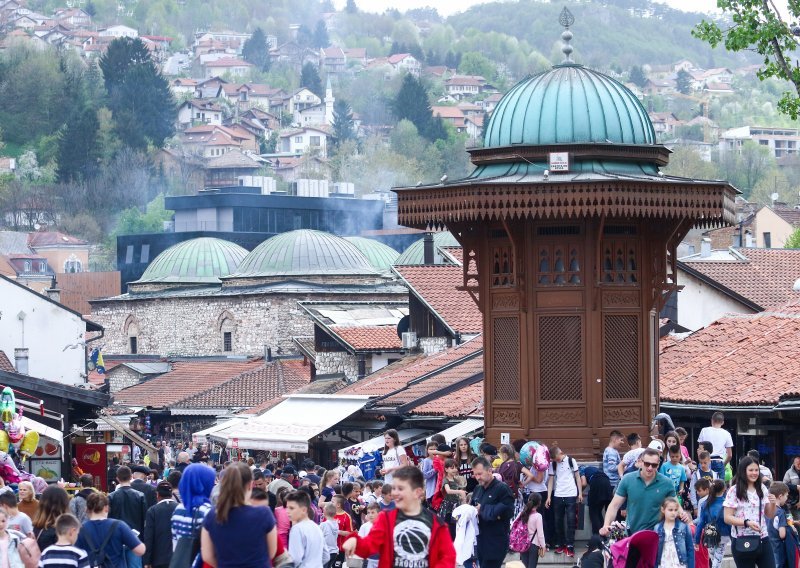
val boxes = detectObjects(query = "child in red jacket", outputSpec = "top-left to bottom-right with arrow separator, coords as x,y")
342,466 -> 456,568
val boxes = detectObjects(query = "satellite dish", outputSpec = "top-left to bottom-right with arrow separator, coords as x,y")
794,278 -> 800,291
771,192 -> 780,201
396,315 -> 410,339
33,223 -> 40,230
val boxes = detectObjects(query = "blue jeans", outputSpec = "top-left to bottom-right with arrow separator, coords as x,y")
710,459 -> 725,478
125,548 -> 141,568
553,496 -> 577,549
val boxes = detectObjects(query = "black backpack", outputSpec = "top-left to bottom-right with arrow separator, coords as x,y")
83,520 -> 120,568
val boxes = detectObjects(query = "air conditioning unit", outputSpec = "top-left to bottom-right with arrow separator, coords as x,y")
401,332 -> 417,350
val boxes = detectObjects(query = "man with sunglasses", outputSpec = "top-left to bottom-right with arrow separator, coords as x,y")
599,447 -> 690,535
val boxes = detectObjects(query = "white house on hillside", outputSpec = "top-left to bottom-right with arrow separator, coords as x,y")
0,275 -> 102,385
279,127 -> 330,158
99,25 -> 138,38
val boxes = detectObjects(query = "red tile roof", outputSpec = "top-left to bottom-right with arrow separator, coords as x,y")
660,305 -> 800,406
113,359 -> 262,407
175,358 -> 310,408
0,351 -> 14,373
329,326 -> 402,351
773,206 -> 800,226
439,246 -> 463,265
338,336 -> 483,400
680,248 -> 800,309
393,265 -> 482,334
412,380 -> 483,417
204,57 -> 253,68
27,231 -> 87,247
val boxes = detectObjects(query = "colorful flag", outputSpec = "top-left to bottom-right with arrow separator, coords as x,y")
90,348 -> 106,374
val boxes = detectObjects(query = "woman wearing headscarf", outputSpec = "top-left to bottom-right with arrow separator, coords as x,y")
171,463 -> 216,567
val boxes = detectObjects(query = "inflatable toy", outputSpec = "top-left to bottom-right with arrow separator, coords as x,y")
0,388 -> 39,460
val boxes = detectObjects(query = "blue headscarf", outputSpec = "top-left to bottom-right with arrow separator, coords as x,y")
179,463 -> 216,514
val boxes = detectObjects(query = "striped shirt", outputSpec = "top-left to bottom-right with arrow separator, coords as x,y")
171,502 -> 212,540
39,544 -> 90,568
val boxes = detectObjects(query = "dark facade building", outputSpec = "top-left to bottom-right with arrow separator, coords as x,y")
117,187 -> 386,290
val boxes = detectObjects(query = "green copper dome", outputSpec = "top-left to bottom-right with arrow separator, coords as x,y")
136,238 -> 248,284
231,230 -> 377,277
484,64 -> 656,147
343,237 -> 399,272
394,232 -> 460,265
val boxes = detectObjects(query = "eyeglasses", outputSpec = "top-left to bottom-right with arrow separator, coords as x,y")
642,461 -> 659,469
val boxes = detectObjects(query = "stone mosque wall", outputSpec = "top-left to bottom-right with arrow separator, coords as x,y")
91,291 -> 404,357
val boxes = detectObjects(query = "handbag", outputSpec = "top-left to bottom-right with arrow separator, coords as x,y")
733,495 -> 762,555
170,509 -> 203,568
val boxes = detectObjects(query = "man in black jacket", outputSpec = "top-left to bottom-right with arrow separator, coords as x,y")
143,481 -> 178,568
131,465 -> 157,509
471,456 -> 514,568
109,466 -> 148,568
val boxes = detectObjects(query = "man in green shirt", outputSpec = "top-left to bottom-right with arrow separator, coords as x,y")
599,447 -> 691,534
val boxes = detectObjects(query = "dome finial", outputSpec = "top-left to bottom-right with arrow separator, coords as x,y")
559,7 -> 575,63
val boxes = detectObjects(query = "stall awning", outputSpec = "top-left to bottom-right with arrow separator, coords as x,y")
427,418 -> 483,444
338,428 -> 429,459
98,415 -> 157,453
214,395 -> 370,452
21,416 -> 61,442
192,417 -> 252,443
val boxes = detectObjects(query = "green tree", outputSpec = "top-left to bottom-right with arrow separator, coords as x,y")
99,37 -> 175,149
664,146 -> 719,179
392,74 -> 434,140
785,226 -> 800,248
57,107 -> 100,182
300,62 -> 323,98
629,65 -> 647,88
242,27 -> 271,72
346,0 -> 358,13
313,20 -> 330,48
694,0 -> 800,118
113,194 -> 171,235
332,99 -> 355,144
458,51 -> 496,80
676,69 -> 693,95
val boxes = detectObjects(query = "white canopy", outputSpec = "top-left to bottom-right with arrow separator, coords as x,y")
212,395 -> 370,452
21,416 -> 61,442
192,416 -> 252,443
338,428 -> 429,459
426,418 -> 483,444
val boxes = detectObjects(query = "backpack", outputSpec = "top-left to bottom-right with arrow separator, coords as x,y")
509,513 -> 534,553
83,520 -> 120,568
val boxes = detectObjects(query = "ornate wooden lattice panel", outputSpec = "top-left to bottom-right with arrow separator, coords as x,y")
603,315 -> 640,400
491,245 -> 515,288
492,316 -> 520,401
536,243 -> 582,285
538,316 -> 583,401
602,240 -> 639,284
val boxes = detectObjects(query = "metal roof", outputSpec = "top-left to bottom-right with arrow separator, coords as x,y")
484,64 -> 656,148
230,230 -> 378,278
343,237 -> 399,272
394,232 -> 460,265
135,237 -> 248,284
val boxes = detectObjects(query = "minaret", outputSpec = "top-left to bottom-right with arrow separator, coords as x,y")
324,77 -> 334,126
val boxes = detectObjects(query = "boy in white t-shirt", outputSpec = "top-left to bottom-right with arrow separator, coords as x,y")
697,411 -> 733,479
546,445 -> 582,558
357,503 -> 380,568
618,433 -> 645,478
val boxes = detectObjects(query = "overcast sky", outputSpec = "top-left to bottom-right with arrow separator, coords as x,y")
335,0 -> 754,18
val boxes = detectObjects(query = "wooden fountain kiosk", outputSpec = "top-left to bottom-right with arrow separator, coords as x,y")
393,12 -> 737,458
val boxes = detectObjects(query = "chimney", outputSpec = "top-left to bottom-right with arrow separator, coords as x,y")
45,275 -> 60,303
264,345 -> 272,362
13,348 -> 28,375
700,237 -> 712,257
423,232 -> 435,264
745,230 -> 754,248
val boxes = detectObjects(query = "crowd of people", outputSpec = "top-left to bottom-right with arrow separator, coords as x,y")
0,411 -> 793,567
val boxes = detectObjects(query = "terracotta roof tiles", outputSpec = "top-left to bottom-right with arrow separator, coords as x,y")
338,336 -> 483,401
681,248 -> 800,309
393,265 -> 482,334
0,351 -> 14,373
660,306 -> 800,406
412,381 -> 483,417
329,326 -> 402,351
175,358 -> 310,408
113,359 -> 262,407
28,231 -> 87,247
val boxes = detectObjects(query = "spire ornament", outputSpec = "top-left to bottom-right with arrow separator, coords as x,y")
559,7 -> 576,64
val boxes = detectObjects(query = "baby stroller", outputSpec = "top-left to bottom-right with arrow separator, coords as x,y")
603,530 -> 659,568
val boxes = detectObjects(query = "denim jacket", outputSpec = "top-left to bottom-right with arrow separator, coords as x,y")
655,520 -> 695,568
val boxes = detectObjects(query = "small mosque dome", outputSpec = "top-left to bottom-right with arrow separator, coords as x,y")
135,238 -> 248,284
